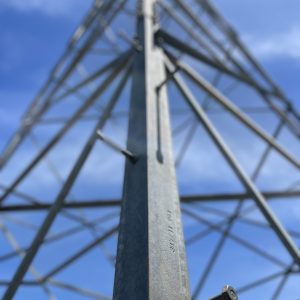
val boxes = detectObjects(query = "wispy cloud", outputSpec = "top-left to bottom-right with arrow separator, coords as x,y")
0,0 -> 91,16
245,26 -> 300,60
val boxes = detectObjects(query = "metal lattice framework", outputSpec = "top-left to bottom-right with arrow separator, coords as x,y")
1,0 -> 300,299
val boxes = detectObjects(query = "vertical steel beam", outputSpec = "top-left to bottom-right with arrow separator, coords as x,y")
113,1 -> 190,299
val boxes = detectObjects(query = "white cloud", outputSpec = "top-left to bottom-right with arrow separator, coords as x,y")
245,26 -> 300,60
0,0 -> 91,16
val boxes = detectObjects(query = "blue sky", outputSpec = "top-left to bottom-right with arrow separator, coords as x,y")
214,0 -> 300,104
0,0 -> 300,299
0,0 -> 93,148
1,0 -> 300,144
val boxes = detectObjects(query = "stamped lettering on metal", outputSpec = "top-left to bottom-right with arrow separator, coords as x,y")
167,210 -> 176,253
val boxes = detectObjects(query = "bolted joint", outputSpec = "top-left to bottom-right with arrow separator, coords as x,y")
133,36 -> 143,52
96,130 -> 138,163
153,29 -> 166,47
154,32 -> 164,46
156,37 -> 164,45
209,285 -> 238,300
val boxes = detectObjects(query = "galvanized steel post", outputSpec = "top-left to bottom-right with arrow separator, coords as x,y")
113,1 -> 190,299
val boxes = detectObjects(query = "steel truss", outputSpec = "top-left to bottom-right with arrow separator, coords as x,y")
0,0 -> 300,299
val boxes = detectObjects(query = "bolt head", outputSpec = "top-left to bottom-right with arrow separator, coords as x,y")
223,285 -> 238,300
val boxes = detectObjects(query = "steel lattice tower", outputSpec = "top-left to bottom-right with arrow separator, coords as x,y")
1,0 -> 300,299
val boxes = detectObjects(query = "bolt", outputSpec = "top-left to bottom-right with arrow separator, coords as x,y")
223,285 -> 238,300
157,37 -> 164,45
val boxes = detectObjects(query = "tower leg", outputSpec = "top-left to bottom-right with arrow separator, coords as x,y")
113,1 -> 190,299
